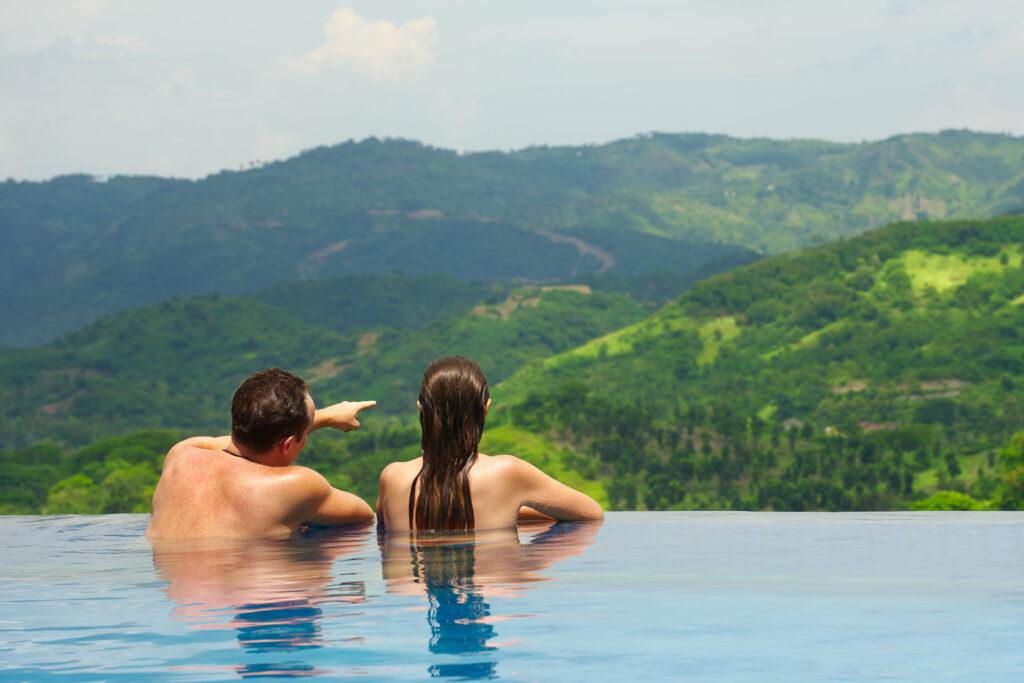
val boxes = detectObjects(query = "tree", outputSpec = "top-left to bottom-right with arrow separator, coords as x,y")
945,452 -> 961,479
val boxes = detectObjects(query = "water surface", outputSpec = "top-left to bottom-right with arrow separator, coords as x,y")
1,512 -> 1023,680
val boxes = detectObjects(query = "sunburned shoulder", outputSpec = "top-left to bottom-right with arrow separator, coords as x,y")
165,441 -> 206,460
160,443 -> 222,473
272,464 -> 330,487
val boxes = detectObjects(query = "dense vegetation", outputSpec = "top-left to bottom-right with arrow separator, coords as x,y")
0,273 -> 654,513
0,273 -> 661,450
490,215 -> 1024,511
4,130 -> 1023,346
3,215 -> 1024,515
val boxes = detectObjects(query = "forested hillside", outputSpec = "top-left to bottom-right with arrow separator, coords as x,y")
3,214 -> 1024,515
0,273 -> 652,513
493,214 -> 1024,511
3,130 -> 1022,346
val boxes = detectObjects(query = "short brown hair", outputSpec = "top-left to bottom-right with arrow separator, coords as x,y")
231,368 -> 311,454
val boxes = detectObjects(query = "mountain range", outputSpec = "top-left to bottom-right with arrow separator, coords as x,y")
3,130 -> 1023,346
2,130 -> 1024,515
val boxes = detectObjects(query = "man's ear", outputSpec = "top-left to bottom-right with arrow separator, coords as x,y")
280,433 -> 300,457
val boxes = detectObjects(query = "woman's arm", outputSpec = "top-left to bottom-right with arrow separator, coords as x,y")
518,506 -> 557,522
510,457 -> 604,522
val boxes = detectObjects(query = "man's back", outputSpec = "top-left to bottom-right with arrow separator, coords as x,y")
148,446 -> 303,538
147,443 -> 372,539
145,369 -> 376,539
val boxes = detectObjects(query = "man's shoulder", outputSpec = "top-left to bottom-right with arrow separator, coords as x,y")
255,463 -> 324,486
265,465 -> 333,502
161,442 -> 219,473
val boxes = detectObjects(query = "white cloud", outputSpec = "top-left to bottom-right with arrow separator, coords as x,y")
281,7 -> 438,81
157,70 -> 194,97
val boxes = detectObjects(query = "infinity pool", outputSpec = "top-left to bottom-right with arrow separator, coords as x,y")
2,512 -> 1023,680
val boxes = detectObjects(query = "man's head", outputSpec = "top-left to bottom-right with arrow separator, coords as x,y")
231,368 -> 313,457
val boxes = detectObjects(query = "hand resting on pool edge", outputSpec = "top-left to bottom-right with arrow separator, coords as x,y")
146,367 -> 375,540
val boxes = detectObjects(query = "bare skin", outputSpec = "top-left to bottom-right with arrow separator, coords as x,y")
146,397 -> 376,540
376,452 -> 605,531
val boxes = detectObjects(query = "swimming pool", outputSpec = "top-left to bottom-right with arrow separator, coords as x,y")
2,512 -> 1023,680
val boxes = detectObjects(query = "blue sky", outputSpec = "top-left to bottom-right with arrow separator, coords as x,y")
2,0 -> 1024,180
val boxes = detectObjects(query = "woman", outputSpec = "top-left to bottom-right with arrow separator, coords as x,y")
376,356 -> 604,530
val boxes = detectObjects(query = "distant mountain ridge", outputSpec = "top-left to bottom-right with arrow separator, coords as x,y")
3,129 -> 1023,346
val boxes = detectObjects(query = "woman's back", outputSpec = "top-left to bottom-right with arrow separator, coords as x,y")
376,452 -> 604,531
378,356 -> 604,532
377,454 -> 509,530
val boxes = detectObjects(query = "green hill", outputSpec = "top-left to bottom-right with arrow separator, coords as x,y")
0,274 -> 655,513
488,214 -> 1024,510
4,215 -> 1024,515
4,130 -> 1023,346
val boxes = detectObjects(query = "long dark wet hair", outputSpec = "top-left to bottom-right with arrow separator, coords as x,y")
409,356 -> 489,530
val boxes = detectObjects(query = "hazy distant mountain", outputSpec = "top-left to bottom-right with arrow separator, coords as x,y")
2,129 -> 1022,346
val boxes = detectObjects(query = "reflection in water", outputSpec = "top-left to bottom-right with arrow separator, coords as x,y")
419,542 -> 496,679
380,521 -> 601,679
150,525 -> 372,678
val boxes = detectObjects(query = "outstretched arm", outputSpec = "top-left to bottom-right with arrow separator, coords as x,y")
311,400 -> 377,433
169,400 -> 376,455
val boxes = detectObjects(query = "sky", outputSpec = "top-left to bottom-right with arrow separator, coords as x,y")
2,0 -> 1024,180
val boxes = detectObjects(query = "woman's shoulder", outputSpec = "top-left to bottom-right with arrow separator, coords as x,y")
379,457 -> 423,481
474,453 -> 530,477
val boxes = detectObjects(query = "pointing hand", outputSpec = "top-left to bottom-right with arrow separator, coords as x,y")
314,400 -> 377,432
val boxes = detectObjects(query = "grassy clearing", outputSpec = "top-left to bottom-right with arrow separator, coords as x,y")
795,320 -> 845,350
757,318 -> 843,362
544,315 -> 692,365
697,316 -> 740,365
900,247 -> 1022,295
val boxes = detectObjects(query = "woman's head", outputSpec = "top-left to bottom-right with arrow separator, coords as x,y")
411,356 -> 490,530
418,356 -> 490,458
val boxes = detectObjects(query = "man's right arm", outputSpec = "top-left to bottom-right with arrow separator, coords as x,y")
288,467 -> 374,528
311,401 -> 377,433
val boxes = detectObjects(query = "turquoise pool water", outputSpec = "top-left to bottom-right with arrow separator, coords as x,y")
2,512 -> 1023,680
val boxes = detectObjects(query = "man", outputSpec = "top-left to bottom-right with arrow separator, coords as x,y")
146,367 -> 375,539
